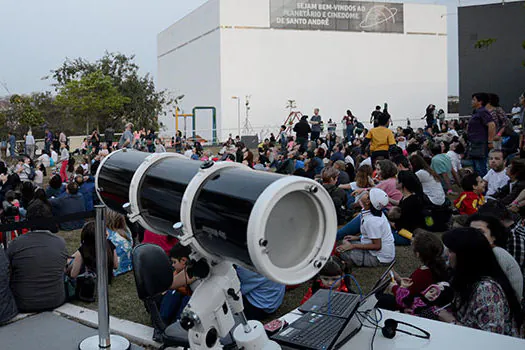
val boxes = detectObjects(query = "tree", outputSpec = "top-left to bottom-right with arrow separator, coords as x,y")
55,70 -> 130,134
48,52 -> 172,131
0,94 -> 45,136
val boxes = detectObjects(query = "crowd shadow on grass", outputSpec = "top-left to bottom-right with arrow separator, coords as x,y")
57,230 -> 431,327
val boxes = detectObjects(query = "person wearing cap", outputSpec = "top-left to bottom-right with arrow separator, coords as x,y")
336,188 -> 395,267
118,122 -> 134,149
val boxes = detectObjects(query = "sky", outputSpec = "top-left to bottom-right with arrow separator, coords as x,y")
0,0 -> 509,97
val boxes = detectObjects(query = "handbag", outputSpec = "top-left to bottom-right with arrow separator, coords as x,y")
468,141 -> 487,159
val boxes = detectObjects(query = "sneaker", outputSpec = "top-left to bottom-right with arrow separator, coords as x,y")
152,328 -> 163,343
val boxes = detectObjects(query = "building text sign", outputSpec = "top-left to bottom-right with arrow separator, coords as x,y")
270,0 -> 404,33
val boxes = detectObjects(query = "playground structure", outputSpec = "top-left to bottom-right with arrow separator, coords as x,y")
282,100 -> 303,135
175,106 -> 217,144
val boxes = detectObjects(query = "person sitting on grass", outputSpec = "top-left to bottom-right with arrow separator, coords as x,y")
236,266 -> 285,321
159,244 -> 193,326
336,188 -> 395,267
0,248 -> 17,324
301,256 -> 353,304
45,174 -> 64,199
321,167 -> 348,225
438,228 -> 523,337
454,172 -> 486,216
492,158 -> 525,206
378,230 -> 448,312
49,182 -> 86,231
467,214 -> 523,303
7,200 -> 68,312
484,149 -> 509,200
430,143 -> 454,195
105,209 -> 133,276
387,171 -> 427,245
67,221 -> 117,282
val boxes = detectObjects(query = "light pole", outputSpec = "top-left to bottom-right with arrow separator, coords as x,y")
232,96 -> 241,137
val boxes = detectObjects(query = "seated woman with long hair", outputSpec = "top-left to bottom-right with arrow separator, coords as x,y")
438,228 -> 523,337
387,171 -> 427,244
379,230 -> 449,312
67,221 -> 117,281
105,209 -> 133,276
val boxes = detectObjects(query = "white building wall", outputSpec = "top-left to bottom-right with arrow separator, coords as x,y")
158,0 -> 447,141
157,0 -> 222,140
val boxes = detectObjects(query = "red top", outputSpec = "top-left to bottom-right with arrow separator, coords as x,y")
392,267 -> 434,299
301,279 -> 350,305
142,229 -> 179,256
454,191 -> 485,215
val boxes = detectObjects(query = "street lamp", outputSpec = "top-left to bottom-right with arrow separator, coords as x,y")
232,96 -> 241,137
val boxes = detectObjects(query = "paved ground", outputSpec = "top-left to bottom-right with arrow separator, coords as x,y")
0,312 -> 144,350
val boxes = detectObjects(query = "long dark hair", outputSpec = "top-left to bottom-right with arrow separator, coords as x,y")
80,221 -> 114,282
409,154 -> 440,182
442,228 -> 523,326
397,170 -> 423,195
412,230 -> 448,282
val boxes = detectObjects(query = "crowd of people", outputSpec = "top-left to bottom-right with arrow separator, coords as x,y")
1,90 -> 525,341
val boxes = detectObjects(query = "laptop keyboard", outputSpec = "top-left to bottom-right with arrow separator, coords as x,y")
316,293 -> 360,317
273,313 -> 346,350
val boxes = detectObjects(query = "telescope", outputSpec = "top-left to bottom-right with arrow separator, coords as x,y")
95,149 -> 337,349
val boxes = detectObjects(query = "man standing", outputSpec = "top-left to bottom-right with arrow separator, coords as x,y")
293,116 -> 311,150
7,201 -> 68,312
342,110 -> 355,142
59,130 -> 67,147
104,125 -> 115,150
370,106 -> 382,127
467,93 -> 496,178
7,132 -> 16,159
119,123 -> 134,149
25,131 -> 35,159
44,128 -> 53,153
310,108 -> 322,141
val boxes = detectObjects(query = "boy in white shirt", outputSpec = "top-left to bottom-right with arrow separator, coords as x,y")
484,149 -> 509,199
336,188 -> 395,267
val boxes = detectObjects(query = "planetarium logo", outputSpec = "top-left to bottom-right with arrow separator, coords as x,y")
359,5 -> 398,29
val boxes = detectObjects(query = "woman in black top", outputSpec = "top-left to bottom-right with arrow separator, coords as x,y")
389,171 -> 426,244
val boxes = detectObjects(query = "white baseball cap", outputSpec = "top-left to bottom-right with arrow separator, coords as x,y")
369,188 -> 389,210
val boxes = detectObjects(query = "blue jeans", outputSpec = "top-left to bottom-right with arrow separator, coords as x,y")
337,214 -> 362,240
346,127 -> 354,142
472,158 -> 488,178
160,291 -> 191,324
393,231 -> 411,246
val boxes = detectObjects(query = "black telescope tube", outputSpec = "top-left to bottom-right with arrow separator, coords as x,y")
137,158 -> 201,235
191,167 -> 284,267
97,150 -> 149,215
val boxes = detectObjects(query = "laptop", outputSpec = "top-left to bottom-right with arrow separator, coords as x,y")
299,260 -> 396,316
272,260 -> 397,350
272,310 -> 361,350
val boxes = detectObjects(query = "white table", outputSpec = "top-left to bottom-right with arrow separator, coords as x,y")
279,306 -> 525,350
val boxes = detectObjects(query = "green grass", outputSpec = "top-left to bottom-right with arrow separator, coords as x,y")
58,229 -> 422,327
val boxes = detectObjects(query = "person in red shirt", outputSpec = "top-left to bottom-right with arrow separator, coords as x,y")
301,256 -> 352,304
377,230 -> 448,311
454,173 -> 486,215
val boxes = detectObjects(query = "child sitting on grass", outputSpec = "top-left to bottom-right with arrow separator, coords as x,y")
301,256 -> 353,304
160,244 -> 193,325
454,172 -> 486,215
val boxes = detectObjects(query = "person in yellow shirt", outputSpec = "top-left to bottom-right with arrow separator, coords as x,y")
363,112 -> 395,166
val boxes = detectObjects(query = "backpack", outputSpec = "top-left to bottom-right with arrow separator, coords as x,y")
75,270 -> 97,302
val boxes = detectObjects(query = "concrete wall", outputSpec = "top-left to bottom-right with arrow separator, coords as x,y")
157,0 -> 221,140
458,1 -> 525,115
158,0 -> 448,140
